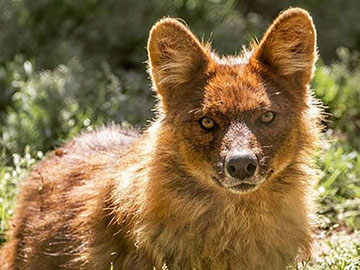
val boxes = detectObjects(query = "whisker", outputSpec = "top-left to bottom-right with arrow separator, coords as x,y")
268,91 -> 282,98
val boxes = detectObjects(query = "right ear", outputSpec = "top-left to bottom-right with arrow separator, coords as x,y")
250,8 -> 317,86
147,18 -> 209,110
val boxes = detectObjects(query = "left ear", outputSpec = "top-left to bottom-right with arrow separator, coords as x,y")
147,18 -> 210,113
251,8 -> 317,85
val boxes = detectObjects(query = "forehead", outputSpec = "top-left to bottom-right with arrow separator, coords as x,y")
202,63 -> 270,115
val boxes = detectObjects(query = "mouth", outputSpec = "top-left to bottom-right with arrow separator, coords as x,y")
211,168 -> 274,194
211,177 -> 258,193
227,183 -> 258,192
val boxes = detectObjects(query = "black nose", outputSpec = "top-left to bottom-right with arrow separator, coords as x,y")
226,153 -> 258,180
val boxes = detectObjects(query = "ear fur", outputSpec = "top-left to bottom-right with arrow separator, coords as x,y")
147,18 -> 209,103
252,8 -> 317,84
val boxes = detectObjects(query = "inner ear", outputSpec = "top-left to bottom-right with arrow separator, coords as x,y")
251,8 -> 317,84
147,18 -> 209,110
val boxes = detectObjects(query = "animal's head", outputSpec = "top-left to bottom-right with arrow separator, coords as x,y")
147,8 -> 319,194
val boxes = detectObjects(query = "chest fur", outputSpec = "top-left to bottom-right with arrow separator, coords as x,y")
132,201 -> 310,270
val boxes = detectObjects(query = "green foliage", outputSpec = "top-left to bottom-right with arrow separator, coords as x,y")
0,57 -> 153,156
311,49 -> 360,231
0,146 -> 40,243
318,139 -> 360,230
313,48 -> 360,150
294,232 -> 360,270
0,0 -> 240,70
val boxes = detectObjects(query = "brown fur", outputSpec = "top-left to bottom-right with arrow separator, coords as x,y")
0,8 -> 322,270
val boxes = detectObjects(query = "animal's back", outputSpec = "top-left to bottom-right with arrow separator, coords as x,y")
0,125 -> 139,270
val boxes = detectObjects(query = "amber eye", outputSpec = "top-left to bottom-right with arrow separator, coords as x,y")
199,117 -> 216,131
260,111 -> 275,123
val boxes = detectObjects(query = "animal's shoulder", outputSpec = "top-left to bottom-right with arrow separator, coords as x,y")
62,123 -> 140,155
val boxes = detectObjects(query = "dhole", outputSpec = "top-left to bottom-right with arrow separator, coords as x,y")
0,7 -> 322,270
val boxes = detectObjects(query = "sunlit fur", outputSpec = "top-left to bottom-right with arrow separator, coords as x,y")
0,8 -> 322,270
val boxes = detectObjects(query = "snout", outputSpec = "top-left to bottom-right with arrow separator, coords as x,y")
220,151 -> 260,192
225,153 -> 258,180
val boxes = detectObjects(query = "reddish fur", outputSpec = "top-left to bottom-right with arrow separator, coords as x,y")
1,8 -> 322,270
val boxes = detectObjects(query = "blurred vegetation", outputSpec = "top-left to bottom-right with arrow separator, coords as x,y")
0,0 -> 360,267
293,232 -> 360,270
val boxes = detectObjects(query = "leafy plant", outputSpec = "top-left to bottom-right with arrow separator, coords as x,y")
0,146 -> 40,243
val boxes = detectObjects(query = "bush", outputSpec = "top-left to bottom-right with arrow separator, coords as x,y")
311,50 -> 360,230
313,48 -> 360,150
0,57 -> 153,157
318,138 -> 360,230
0,146 -> 40,243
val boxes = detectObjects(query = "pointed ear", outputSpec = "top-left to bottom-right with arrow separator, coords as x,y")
147,18 -> 209,108
251,8 -> 317,84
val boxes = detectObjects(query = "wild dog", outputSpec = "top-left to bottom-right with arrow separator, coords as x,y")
0,7 -> 321,270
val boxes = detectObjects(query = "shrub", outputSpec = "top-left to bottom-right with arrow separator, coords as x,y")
318,137 -> 360,230
313,48 -> 360,150
0,146 -> 40,244
0,58 -> 153,157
